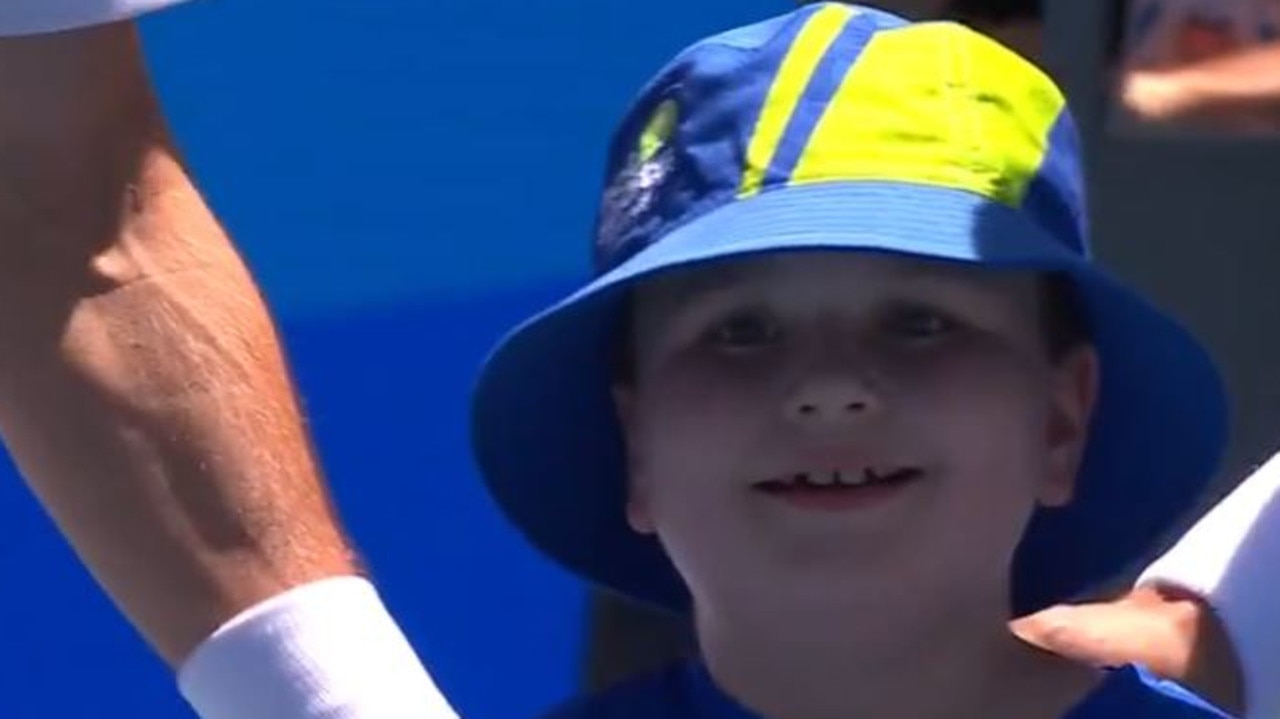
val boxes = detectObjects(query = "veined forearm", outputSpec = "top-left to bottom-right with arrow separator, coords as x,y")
0,22 -> 357,666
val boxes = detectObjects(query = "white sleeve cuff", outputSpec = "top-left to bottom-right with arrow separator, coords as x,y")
1137,451 -> 1280,719
0,0 -> 195,37
178,576 -> 460,719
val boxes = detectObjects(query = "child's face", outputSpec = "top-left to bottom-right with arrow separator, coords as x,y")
613,251 -> 1098,621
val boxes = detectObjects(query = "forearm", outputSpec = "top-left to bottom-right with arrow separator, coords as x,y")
0,23 -> 356,665
1155,43 -> 1280,114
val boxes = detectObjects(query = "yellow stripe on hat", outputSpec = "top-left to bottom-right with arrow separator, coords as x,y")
638,100 -> 679,163
738,3 -> 859,198
789,23 -> 1065,206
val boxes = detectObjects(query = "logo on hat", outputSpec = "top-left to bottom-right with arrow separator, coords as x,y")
597,99 -> 679,259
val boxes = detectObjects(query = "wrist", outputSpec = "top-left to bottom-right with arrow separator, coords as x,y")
179,576 -> 459,719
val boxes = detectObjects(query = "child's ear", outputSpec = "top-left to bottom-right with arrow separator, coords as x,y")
626,487 -> 657,535
1040,345 -> 1100,507
613,384 -> 656,534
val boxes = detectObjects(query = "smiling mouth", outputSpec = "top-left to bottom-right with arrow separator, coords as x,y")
753,467 -> 924,494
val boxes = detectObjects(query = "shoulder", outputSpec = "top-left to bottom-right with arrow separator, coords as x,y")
1070,664 -> 1236,719
540,662 -> 696,719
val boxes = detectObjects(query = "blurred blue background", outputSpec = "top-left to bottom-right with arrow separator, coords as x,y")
0,0 -> 783,717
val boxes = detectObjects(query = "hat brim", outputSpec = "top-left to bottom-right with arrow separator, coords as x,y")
470,181 -> 1228,615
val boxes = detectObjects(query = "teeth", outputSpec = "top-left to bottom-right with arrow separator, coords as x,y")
835,470 -> 865,487
808,471 -> 836,486
770,468 -> 912,489
793,470 -> 877,487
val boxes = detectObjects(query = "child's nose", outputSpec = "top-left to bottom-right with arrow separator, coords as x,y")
783,372 -> 880,425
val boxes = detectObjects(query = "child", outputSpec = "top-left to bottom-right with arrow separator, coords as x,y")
470,3 -> 1234,717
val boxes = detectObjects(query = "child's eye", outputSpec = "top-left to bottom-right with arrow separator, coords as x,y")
882,305 -> 958,341
705,312 -> 780,350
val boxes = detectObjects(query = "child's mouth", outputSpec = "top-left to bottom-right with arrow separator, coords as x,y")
753,468 -> 923,511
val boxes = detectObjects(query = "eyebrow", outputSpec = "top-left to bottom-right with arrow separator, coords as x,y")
642,262 -> 753,307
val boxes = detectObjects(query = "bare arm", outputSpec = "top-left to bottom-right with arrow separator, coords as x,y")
1119,43 -> 1280,127
0,21 -> 355,666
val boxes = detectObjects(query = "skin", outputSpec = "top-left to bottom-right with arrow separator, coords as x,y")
0,12 -> 1247,717
1013,585 -> 1247,716
612,251 -> 1103,719
0,23 -> 359,666
1117,44 -> 1280,133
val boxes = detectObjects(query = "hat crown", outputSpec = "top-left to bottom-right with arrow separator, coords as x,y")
593,3 -> 1089,276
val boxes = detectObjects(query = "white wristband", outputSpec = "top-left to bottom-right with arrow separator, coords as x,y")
178,576 -> 460,719
1137,451 -> 1280,719
0,0 -> 194,37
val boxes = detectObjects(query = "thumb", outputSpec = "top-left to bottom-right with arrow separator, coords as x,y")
1011,603 -> 1119,666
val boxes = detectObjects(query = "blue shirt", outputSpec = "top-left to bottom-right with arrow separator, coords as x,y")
548,661 -> 1233,719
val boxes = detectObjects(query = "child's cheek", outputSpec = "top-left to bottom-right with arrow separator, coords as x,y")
634,355 -> 767,434
880,338 -> 1044,408
660,347 -> 783,396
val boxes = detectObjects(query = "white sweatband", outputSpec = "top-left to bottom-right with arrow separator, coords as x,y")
1138,451 -> 1280,719
0,0 -> 194,37
178,576 -> 460,719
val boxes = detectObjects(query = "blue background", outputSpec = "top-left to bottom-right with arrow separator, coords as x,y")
0,0 -> 785,717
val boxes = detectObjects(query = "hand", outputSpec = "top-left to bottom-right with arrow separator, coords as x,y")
1011,585 -> 1244,714
1117,68 -> 1202,123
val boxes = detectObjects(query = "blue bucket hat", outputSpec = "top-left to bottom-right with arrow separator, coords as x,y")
470,3 -> 1228,615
